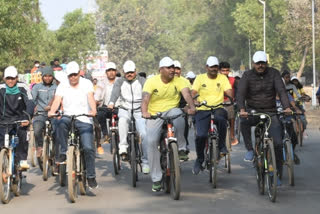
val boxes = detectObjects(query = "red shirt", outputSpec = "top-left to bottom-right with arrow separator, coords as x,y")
224,76 -> 235,101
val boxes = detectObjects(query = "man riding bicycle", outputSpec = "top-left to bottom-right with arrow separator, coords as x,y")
237,51 -> 291,185
108,60 -> 149,174
0,66 -> 34,169
48,61 -> 98,189
31,66 -> 57,158
141,57 -> 196,192
191,56 -> 233,175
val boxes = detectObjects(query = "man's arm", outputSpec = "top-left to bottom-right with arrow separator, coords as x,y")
141,92 -> 151,118
181,87 -> 196,115
224,89 -> 233,101
108,78 -> 123,108
236,73 -> 249,116
274,72 -> 290,110
48,95 -> 62,116
88,92 -> 97,116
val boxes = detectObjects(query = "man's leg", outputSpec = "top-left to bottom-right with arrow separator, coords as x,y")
33,116 -> 46,156
213,108 -> 228,152
118,109 -> 130,156
16,126 -> 29,168
97,108 -> 108,136
134,112 -> 148,166
240,116 -> 259,161
55,116 -> 71,162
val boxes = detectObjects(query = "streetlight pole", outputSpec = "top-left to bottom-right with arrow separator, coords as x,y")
312,0 -> 317,107
258,0 -> 266,53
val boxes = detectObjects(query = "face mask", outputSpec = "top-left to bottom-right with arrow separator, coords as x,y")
35,64 -> 40,67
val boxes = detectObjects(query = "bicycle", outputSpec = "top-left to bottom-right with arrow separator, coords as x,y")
0,119 -> 29,204
278,109 -> 296,186
27,124 -> 37,167
196,101 -> 233,188
149,111 -> 184,200
248,111 -> 277,202
66,114 -> 92,203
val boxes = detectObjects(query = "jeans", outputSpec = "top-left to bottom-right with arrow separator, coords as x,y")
240,114 -> 283,174
33,115 -> 57,147
194,108 -> 228,163
97,106 -> 112,136
55,116 -> 96,178
0,126 -> 28,162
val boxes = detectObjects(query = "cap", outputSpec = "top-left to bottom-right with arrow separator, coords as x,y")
206,56 -> 219,67
66,61 -> 80,76
185,71 -> 196,79
291,76 -> 298,81
54,72 -> 68,84
173,60 -> 181,68
41,66 -> 54,77
40,62 -> 46,66
159,57 -> 174,68
4,66 -> 18,78
123,60 -> 136,73
105,62 -> 117,71
253,51 -> 267,63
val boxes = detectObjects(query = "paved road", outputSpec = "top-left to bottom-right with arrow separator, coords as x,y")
1,128 -> 320,213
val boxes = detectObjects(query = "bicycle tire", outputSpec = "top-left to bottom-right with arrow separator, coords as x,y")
284,140 -> 295,186
298,118 -> 304,147
12,171 -> 21,197
169,142 -> 180,200
295,118 -> 302,147
59,163 -> 67,187
255,140 -> 265,195
42,136 -> 50,181
130,134 -> 137,187
67,146 -> 77,203
211,139 -> 218,188
0,149 -> 11,204
28,129 -> 37,167
225,127 -> 231,173
112,132 -> 120,175
235,115 -> 241,144
265,140 -> 277,202
78,153 -> 87,195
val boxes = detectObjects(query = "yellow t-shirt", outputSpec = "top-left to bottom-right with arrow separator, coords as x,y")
143,74 -> 188,115
192,73 -> 231,110
179,76 -> 191,89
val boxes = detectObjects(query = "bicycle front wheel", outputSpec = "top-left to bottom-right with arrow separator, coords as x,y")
225,127 -> 231,173
169,142 -> 180,200
67,146 -> 77,203
130,134 -> 137,188
265,140 -> 277,202
28,128 -> 37,167
211,139 -> 218,188
255,142 -> 265,195
284,140 -> 295,186
0,149 -> 11,204
112,132 -> 120,175
78,153 -> 87,195
42,136 -> 50,181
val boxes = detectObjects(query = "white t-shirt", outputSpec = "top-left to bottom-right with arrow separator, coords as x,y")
56,77 -> 94,124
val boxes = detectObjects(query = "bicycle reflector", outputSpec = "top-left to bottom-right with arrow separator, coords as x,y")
167,124 -> 174,137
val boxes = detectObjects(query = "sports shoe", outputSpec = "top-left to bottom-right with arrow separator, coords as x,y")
88,178 -> 98,189
142,164 -> 150,174
192,159 -> 203,175
119,146 -> 128,161
294,153 -> 300,165
19,160 -> 30,170
178,150 -> 189,161
231,138 -> 239,146
244,150 -> 254,162
152,181 -> 162,192
57,154 -> 67,164
97,146 -> 104,155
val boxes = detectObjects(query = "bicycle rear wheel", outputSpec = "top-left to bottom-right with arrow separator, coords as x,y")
295,118 -> 303,147
67,146 -> 77,203
130,134 -> 137,187
12,171 -> 22,197
28,129 -> 37,167
112,132 -> 120,175
0,149 -> 11,204
169,142 -> 180,200
255,142 -> 265,195
42,136 -> 50,181
78,153 -> 87,195
265,140 -> 277,202
211,139 -> 218,188
235,114 -> 241,144
284,140 -> 295,186
225,127 -> 231,173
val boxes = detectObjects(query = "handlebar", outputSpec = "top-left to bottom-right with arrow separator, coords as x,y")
149,112 -> 185,121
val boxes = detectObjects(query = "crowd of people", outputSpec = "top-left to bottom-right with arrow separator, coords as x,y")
0,50 -> 312,194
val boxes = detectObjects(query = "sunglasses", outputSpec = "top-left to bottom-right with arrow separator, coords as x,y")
255,61 -> 267,65
5,77 -> 16,80
125,72 -> 135,75
68,73 -> 78,78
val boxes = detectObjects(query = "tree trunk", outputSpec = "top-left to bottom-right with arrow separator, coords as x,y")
297,46 -> 308,79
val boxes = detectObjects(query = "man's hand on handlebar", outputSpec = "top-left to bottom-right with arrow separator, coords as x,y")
88,110 -> 97,117
283,107 -> 293,115
107,104 -> 114,109
239,109 -> 248,118
21,120 -> 29,127
142,112 -> 151,119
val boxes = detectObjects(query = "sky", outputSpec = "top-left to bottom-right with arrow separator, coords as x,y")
40,0 -> 93,30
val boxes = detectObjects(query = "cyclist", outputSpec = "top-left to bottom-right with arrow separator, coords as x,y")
141,57 -> 196,192
107,60 -> 149,173
219,61 -> 238,146
95,62 -> 119,145
185,71 -> 196,85
0,66 -> 35,169
31,66 -> 57,158
48,61 -> 98,189
191,56 -> 233,175
237,51 -> 291,185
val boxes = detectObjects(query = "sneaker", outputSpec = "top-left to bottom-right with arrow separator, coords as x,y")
142,164 -> 150,174
53,164 -> 59,175
88,178 -> 98,189
36,147 -> 43,158
294,153 -> 300,165
244,150 -> 254,162
231,138 -> 239,146
178,150 -> 189,161
119,146 -> 128,161
220,147 -> 228,155
192,159 -> 203,175
19,160 -> 30,170
97,146 -> 104,155
152,181 -> 162,192
57,154 -> 67,164
103,135 -> 110,144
